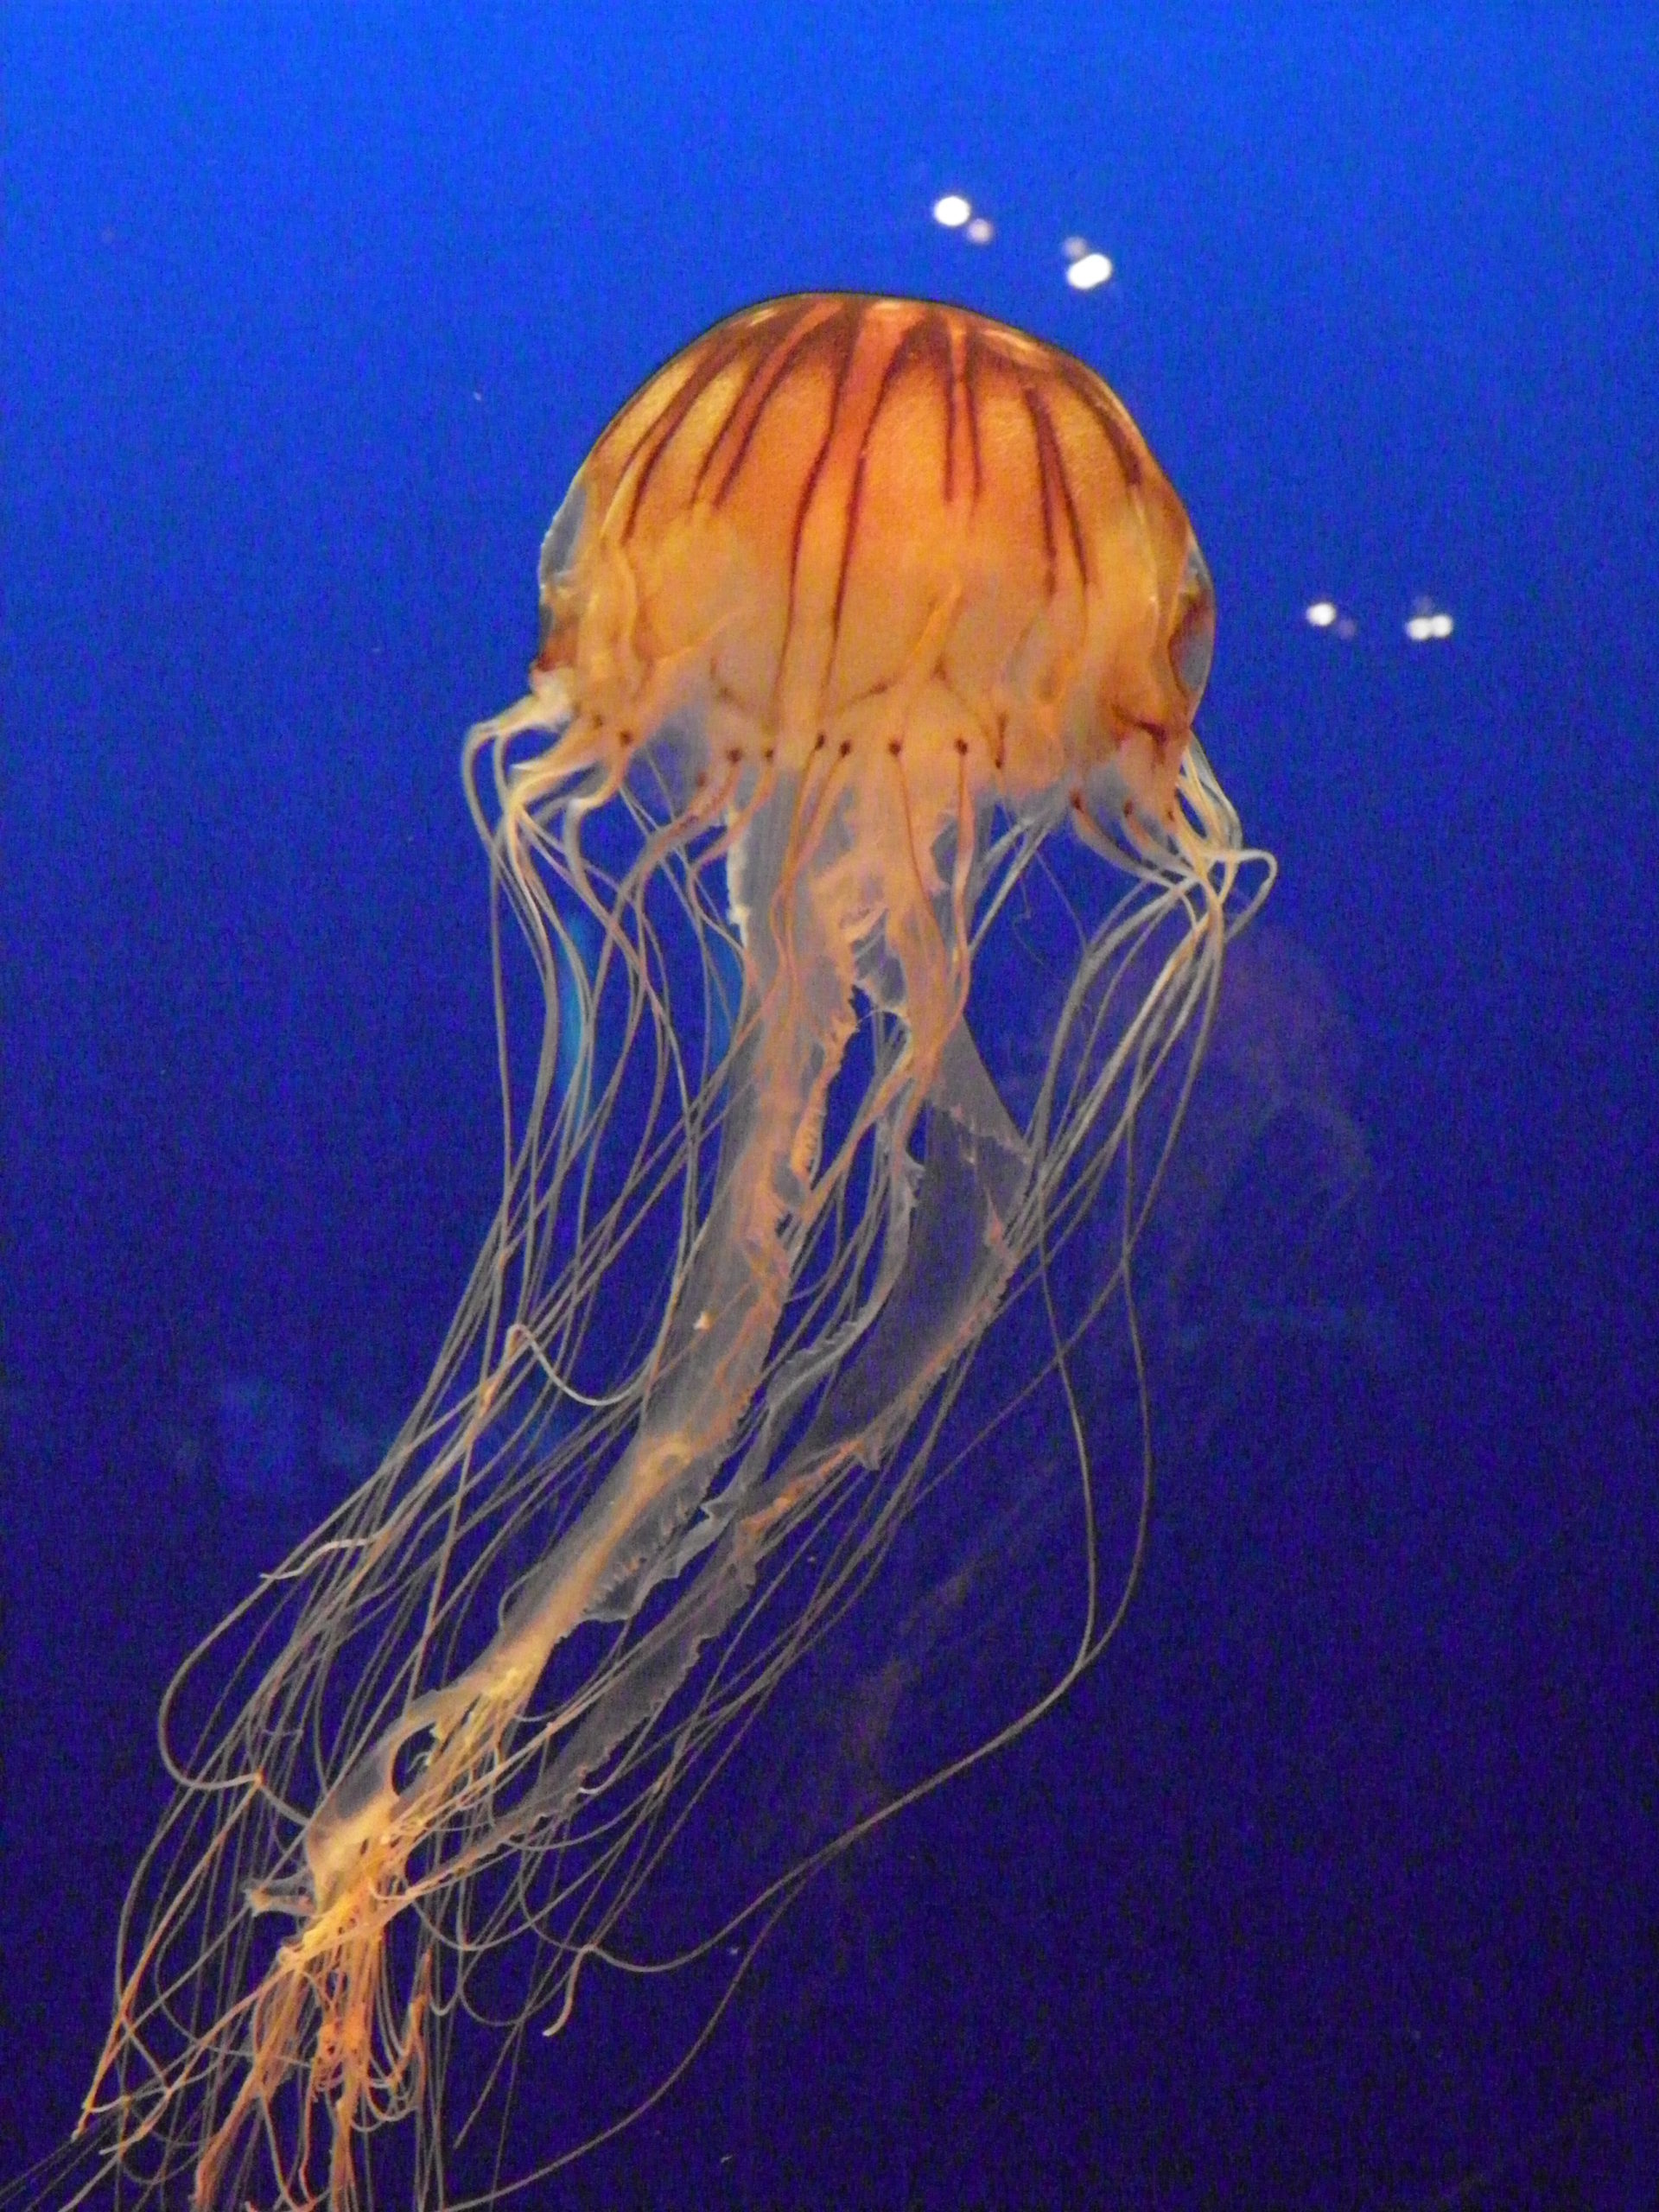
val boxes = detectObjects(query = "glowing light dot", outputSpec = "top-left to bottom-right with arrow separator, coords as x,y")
1306,600 -> 1338,629
964,215 -> 994,245
932,194 -> 972,229
1062,236 -> 1089,261
1405,603 -> 1455,642
1065,251 -> 1114,291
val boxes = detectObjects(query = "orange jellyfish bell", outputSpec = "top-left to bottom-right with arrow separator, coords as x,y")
523,292 -> 1219,839
73,296 -> 1269,2212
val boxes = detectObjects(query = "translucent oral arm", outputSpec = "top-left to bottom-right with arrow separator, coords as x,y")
302,776 -> 861,1904
475,1016 -> 1032,1855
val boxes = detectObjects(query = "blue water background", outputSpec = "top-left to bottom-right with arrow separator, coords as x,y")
4,8 -> 1656,2204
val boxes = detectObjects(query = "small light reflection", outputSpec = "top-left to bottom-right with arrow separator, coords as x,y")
1405,597 -> 1454,642
932,194 -> 973,230
964,215 -> 994,245
1065,250 -> 1114,291
1305,600 -> 1358,639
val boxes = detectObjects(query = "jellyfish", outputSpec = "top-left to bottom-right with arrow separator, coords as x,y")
72,294 -> 1272,2209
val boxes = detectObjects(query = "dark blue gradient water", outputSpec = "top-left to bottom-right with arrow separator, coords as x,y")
4,10 -> 1656,2206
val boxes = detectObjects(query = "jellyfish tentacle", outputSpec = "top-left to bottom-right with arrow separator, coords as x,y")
289,766 -> 868,1913
288,744 -> 1005,2003
775,1014 -> 1030,1492
459,1020 -> 1032,1883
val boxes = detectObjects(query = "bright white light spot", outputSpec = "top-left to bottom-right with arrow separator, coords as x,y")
1405,601 -> 1455,642
1062,235 -> 1089,262
1306,598 -> 1357,639
1065,251 -> 1114,291
964,215 -> 994,245
932,194 -> 972,229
